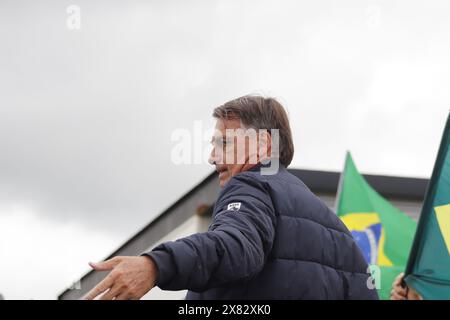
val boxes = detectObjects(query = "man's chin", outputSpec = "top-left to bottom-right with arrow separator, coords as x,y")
218,175 -> 230,188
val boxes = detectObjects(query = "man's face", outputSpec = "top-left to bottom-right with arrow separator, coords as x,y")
209,118 -> 266,187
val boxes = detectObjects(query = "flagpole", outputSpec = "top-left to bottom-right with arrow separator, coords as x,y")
334,151 -> 350,214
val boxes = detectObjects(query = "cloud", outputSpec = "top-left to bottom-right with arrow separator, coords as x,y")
0,204 -> 117,299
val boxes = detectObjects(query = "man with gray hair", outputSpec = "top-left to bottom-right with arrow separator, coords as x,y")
84,95 -> 378,300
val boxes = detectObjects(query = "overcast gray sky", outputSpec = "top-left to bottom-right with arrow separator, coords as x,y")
0,0 -> 449,299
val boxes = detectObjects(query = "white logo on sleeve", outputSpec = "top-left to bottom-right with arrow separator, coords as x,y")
227,202 -> 241,211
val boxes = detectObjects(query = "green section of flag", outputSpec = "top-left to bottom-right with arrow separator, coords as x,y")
405,113 -> 450,299
336,153 -> 417,300
379,266 -> 405,301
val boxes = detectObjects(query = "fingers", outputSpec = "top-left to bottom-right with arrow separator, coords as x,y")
100,284 -> 123,300
89,257 -> 121,272
390,272 -> 408,300
396,287 -> 407,296
392,282 -> 407,296
392,273 -> 406,292
391,285 -> 407,297
82,256 -> 154,301
390,289 -> 407,300
393,272 -> 405,286
82,273 -> 115,300
114,292 -> 130,300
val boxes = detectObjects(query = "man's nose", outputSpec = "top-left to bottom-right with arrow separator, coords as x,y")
208,147 -> 216,165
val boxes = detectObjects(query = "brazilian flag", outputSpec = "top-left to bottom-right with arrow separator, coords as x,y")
405,113 -> 450,299
336,153 -> 417,300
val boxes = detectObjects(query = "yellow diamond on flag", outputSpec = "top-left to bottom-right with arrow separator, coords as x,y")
435,204 -> 450,255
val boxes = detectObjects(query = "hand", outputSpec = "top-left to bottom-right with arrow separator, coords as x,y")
390,272 -> 423,300
82,256 -> 158,300
390,273 -> 407,300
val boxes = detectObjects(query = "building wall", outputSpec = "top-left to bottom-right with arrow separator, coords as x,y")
142,215 -> 210,300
